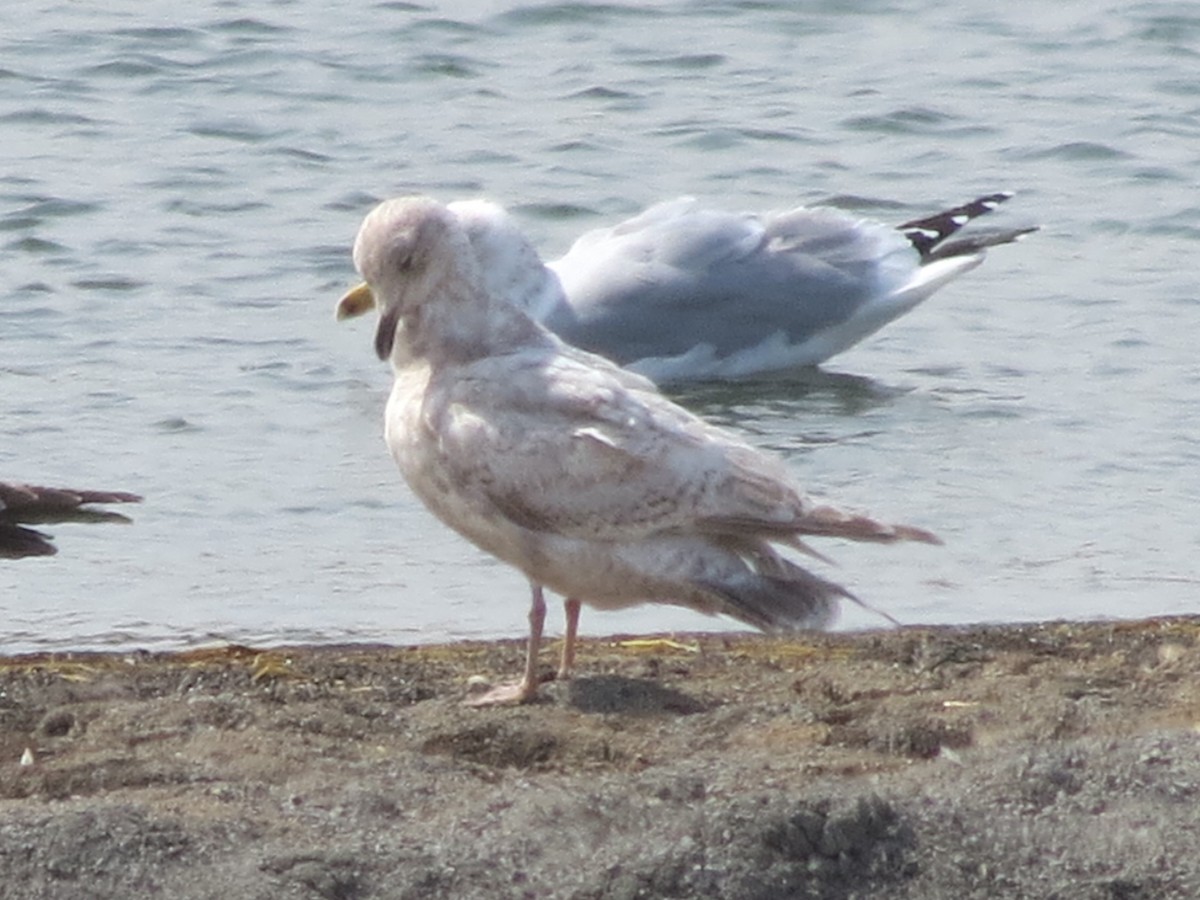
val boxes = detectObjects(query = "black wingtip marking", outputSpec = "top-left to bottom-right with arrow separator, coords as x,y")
898,192 -> 1020,260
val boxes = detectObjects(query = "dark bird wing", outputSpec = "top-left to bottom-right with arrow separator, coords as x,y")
0,483 -> 142,559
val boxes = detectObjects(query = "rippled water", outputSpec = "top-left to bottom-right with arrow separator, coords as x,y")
2,1 -> 1198,652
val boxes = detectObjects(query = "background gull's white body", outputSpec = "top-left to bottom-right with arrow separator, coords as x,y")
450,195 -> 1033,383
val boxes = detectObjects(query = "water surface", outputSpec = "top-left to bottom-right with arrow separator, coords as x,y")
2,1 -> 1198,651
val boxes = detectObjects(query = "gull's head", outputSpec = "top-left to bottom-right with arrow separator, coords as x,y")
345,196 -> 479,361
336,198 -> 566,328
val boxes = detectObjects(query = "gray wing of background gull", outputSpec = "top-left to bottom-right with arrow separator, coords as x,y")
452,192 -> 1037,383
0,483 -> 142,559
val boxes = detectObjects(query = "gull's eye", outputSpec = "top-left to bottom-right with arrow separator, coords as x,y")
386,234 -> 419,273
395,245 -> 422,273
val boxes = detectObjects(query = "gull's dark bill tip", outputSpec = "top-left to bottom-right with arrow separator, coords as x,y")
375,305 -> 400,360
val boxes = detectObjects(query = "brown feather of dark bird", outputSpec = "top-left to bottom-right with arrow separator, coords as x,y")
0,483 -> 142,559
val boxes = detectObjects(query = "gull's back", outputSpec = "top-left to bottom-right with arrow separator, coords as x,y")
546,199 -> 948,380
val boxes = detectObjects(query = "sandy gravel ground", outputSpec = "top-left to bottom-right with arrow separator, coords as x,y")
2,617 -> 1199,899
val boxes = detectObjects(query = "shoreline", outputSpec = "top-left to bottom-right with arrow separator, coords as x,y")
2,616 -> 1199,898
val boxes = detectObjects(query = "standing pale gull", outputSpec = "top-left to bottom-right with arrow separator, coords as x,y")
341,196 -> 940,705
338,193 -> 1036,383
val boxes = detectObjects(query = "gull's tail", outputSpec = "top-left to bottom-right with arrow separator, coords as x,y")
697,554 -> 900,633
898,192 -> 1040,262
696,562 -> 847,632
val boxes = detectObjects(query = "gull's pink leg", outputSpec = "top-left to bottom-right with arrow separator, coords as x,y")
520,584 -> 547,694
466,582 -> 546,706
558,597 -> 581,680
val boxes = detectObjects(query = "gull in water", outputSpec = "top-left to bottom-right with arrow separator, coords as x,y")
338,193 -> 1036,383
340,196 -> 941,705
0,483 -> 141,559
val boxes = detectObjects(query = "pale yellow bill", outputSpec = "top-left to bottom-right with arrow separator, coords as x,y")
335,282 -> 375,320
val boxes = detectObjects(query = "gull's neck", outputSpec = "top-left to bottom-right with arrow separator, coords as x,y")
450,199 -> 570,324
390,268 -> 552,371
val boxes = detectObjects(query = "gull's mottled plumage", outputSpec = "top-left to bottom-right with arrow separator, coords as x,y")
344,196 -> 940,704
339,193 -> 1037,383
